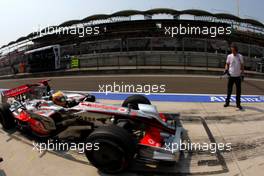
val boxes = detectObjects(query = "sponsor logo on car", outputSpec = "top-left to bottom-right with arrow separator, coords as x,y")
80,102 -> 127,112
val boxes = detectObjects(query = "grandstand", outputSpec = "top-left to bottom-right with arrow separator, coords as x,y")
0,8 -> 264,75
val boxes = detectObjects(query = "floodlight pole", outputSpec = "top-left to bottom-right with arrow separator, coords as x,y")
236,0 -> 240,30
237,0 -> 240,17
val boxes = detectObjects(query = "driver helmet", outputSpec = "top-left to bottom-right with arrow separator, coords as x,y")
52,91 -> 67,107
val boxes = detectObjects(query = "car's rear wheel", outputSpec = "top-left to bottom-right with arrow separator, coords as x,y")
85,125 -> 136,174
0,103 -> 15,130
122,95 -> 151,110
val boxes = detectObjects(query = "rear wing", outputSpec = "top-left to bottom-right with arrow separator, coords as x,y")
1,80 -> 51,102
2,85 -> 32,98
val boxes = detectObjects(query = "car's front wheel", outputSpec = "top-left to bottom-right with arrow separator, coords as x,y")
122,94 -> 151,110
84,94 -> 96,102
85,125 -> 136,174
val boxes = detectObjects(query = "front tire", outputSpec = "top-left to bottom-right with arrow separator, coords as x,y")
122,95 -> 151,110
84,94 -> 96,102
0,104 -> 15,130
85,125 -> 136,174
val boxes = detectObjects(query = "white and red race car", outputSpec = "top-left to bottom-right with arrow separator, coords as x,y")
0,80 -> 183,173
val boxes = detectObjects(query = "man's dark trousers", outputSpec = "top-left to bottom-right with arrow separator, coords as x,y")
225,77 -> 241,106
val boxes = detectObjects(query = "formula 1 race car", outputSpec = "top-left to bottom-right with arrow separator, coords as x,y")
0,81 -> 183,174
1,80 -> 96,108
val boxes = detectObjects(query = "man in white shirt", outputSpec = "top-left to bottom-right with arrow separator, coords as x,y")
224,43 -> 244,110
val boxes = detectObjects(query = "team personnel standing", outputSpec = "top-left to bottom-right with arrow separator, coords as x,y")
224,43 -> 244,110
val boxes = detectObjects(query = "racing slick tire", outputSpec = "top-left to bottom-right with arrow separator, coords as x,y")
122,95 -> 151,110
0,103 -> 15,130
85,125 -> 136,174
84,94 -> 96,102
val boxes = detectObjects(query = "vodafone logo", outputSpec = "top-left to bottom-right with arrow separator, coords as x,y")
80,102 -> 127,112
4,86 -> 29,97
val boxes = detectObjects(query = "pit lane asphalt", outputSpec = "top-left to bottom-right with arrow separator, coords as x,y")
0,74 -> 263,95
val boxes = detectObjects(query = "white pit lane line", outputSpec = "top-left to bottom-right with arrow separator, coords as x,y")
1,88 -> 264,103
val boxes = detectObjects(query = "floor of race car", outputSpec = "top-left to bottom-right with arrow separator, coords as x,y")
1,100 -> 264,176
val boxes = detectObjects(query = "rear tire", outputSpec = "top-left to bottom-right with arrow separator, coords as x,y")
0,104 -> 15,130
122,95 -> 151,110
85,125 -> 136,174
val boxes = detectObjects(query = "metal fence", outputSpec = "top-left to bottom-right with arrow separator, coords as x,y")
60,37 -> 264,71
60,37 -> 264,58
76,51 -> 225,68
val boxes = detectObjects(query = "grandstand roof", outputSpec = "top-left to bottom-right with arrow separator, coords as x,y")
15,36 -> 28,43
181,9 -> 213,16
7,41 -> 16,46
243,19 -> 264,27
111,10 -> 143,17
215,13 -> 241,21
81,14 -> 109,22
145,8 -> 179,15
1,8 -> 264,49
59,20 -> 81,27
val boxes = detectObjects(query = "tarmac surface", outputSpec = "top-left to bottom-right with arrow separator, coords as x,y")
0,74 -> 263,95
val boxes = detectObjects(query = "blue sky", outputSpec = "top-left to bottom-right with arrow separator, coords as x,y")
0,0 -> 263,47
